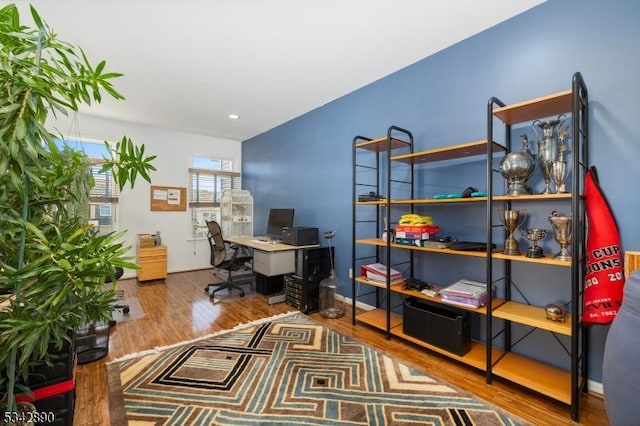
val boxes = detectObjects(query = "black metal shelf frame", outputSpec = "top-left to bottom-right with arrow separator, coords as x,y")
351,126 -> 414,338
485,72 -> 589,421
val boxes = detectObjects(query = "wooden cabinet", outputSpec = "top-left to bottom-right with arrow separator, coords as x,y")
351,72 -> 588,420
137,244 -> 167,281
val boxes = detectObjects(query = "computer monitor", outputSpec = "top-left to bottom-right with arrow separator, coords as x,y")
266,208 -> 295,238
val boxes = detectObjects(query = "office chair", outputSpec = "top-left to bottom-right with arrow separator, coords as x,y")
204,220 -> 253,298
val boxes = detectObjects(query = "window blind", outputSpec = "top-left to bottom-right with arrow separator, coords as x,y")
188,168 -> 241,207
89,161 -> 119,203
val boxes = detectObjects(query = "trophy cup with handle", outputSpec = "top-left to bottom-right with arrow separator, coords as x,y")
533,114 -> 565,194
499,209 -> 527,255
521,228 -> 548,258
548,210 -> 572,261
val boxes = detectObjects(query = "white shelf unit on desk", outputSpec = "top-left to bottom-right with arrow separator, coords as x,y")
220,189 -> 253,237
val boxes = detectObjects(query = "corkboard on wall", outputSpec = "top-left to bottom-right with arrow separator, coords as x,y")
150,185 -> 187,211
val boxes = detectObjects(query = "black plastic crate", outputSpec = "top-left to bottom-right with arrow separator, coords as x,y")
29,337 -> 75,388
284,275 -> 319,314
33,386 -> 75,426
403,297 -> 471,356
75,322 -> 111,364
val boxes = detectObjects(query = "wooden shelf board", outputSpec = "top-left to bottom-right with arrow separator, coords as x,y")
355,276 -> 403,289
493,301 -> 573,335
356,200 -> 387,205
493,90 -> 573,125
356,308 -> 402,330
391,197 -> 487,205
389,283 -> 506,315
493,193 -> 572,202
355,238 -> 489,258
391,140 -> 504,164
356,309 -> 502,371
492,351 -> 575,404
355,239 -> 573,266
355,136 -> 411,152
390,192 -> 572,204
393,329 -> 497,370
491,252 -> 571,267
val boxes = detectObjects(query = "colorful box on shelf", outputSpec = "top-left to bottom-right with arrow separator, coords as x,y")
395,225 -> 440,240
395,238 -> 452,248
396,238 -> 436,247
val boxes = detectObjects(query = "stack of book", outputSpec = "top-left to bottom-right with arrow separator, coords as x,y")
360,263 -> 404,285
440,279 -> 489,309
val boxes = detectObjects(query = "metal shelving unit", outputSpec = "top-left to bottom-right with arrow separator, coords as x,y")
350,72 -> 588,421
351,126 -> 413,337
486,72 -> 589,420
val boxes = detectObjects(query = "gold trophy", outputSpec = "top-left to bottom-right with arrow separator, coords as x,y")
499,209 -> 527,255
548,210 -> 572,261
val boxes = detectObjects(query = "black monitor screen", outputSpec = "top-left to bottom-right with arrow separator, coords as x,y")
266,208 -> 295,237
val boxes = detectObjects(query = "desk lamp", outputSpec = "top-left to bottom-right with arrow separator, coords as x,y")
319,231 -> 345,318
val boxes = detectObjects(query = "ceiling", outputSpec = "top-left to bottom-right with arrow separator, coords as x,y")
8,0 -> 545,141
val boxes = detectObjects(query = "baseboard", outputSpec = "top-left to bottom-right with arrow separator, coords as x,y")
588,380 -> 603,396
342,296 -> 374,312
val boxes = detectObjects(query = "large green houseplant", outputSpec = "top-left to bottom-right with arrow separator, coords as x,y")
0,4 -> 156,412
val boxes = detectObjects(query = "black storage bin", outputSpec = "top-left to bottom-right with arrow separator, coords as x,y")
255,274 -> 284,295
29,337 -> 75,388
75,322 -> 111,364
403,297 -> 471,356
33,386 -> 75,426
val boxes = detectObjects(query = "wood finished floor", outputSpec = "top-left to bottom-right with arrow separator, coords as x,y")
74,269 -> 609,425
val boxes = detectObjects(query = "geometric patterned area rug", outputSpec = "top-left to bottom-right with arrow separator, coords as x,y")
107,312 -> 529,425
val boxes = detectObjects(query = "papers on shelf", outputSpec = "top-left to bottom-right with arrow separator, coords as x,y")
441,279 -> 487,297
440,279 -> 488,309
360,263 -> 404,284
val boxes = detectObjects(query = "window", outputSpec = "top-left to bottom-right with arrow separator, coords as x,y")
54,138 -> 118,234
189,157 -> 241,239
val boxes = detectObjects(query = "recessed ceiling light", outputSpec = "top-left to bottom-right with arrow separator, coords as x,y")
228,114 -> 240,120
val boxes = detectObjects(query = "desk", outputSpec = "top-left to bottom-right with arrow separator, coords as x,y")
225,236 -> 319,277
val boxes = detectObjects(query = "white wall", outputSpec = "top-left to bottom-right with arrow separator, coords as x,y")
48,113 -> 243,277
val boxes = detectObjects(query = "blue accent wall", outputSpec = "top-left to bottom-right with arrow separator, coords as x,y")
243,0 -> 640,383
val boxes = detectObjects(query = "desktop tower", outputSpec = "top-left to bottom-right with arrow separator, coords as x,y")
284,246 -> 334,314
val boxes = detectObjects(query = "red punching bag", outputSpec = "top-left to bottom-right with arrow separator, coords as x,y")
583,166 -> 624,324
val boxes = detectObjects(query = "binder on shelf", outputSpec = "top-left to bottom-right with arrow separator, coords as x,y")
360,263 -> 403,283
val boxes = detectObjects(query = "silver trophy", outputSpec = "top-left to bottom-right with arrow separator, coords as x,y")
551,128 -> 570,193
499,134 -> 535,196
521,228 -> 547,258
548,210 -> 572,261
533,114 -> 565,194
551,160 -> 568,194
499,209 -> 527,255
